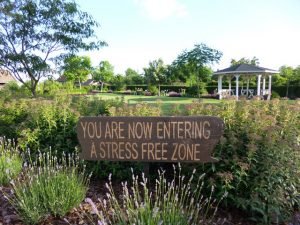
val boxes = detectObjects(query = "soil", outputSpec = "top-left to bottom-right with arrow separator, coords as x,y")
0,180 -> 299,225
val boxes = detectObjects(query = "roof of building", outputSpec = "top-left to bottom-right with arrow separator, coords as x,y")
56,75 -> 67,82
0,69 -> 15,84
214,64 -> 279,75
82,79 -> 99,86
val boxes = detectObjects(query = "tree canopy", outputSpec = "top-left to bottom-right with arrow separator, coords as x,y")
62,55 -> 92,88
0,0 -> 106,96
92,60 -> 114,91
171,43 -> 222,96
143,58 -> 167,95
230,57 -> 259,66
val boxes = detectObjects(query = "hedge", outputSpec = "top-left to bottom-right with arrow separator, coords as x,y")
108,84 -> 300,98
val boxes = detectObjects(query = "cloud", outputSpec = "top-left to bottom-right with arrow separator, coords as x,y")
134,0 -> 188,21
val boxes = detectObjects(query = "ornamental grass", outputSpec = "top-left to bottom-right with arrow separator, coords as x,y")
85,164 -> 226,225
6,149 -> 90,225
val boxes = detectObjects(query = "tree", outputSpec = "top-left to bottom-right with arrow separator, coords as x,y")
172,43 -> 222,97
62,55 -> 91,88
230,57 -> 259,66
92,61 -> 114,92
125,68 -> 144,85
279,65 -> 298,97
112,74 -> 126,91
0,0 -> 105,96
143,58 -> 167,96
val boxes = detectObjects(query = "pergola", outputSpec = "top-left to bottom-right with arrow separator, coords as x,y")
213,64 -> 279,100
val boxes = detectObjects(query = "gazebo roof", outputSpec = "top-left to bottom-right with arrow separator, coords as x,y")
214,64 -> 279,75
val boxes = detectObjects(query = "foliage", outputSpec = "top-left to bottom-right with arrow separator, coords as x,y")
148,85 -> 159,95
144,58 -> 167,95
71,95 -> 124,116
85,165 -> 225,225
17,97 -> 79,156
171,43 -> 222,97
187,99 -> 300,223
38,80 -> 63,97
271,90 -> 280,99
277,65 -> 300,97
230,57 -> 260,66
109,102 -> 161,116
111,74 -> 126,91
6,150 -> 89,225
62,55 -> 92,87
0,0 -> 105,96
0,138 -> 22,186
0,100 -> 29,139
125,68 -> 144,85
92,61 -> 115,92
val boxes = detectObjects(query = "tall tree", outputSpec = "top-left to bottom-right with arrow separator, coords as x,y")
279,65 -> 297,97
0,0 -> 105,96
125,68 -> 144,85
62,55 -> 91,88
92,60 -> 114,92
230,57 -> 259,66
143,58 -> 166,96
172,43 -> 222,97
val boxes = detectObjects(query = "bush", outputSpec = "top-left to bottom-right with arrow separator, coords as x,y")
148,85 -> 159,95
168,91 -> 181,97
0,138 -> 22,186
271,90 -> 280,99
85,165 -> 226,225
17,97 -> 79,156
187,100 -> 300,223
7,150 -> 89,225
109,102 -> 161,117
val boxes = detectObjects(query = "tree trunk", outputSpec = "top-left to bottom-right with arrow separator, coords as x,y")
158,83 -> 161,96
101,82 -> 104,92
30,79 -> 38,97
79,78 -> 81,89
286,80 -> 290,97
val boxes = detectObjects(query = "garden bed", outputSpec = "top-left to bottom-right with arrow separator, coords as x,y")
0,179 -> 260,225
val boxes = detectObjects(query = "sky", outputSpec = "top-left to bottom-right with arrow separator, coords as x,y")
76,0 -> 300,74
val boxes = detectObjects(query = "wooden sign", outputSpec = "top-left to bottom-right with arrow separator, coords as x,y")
77,116 -> 224,163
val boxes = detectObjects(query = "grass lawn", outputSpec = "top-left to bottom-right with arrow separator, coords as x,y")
91,93 -> 220,115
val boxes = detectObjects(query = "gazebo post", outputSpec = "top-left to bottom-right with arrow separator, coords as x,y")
218,75 -> 223,99
228,76 -> 232,96
235,74 -> 240,100
246,77 -> 250,98
268,75 -> 272,100
262,76 -> 266,96
257,74 -> 262,97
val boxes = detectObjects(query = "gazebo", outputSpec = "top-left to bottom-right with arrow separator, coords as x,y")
213,64 -> 279,100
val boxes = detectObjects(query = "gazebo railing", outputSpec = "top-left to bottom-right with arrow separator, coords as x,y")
219,89 -> 270,99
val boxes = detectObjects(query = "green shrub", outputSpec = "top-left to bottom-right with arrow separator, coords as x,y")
271,90 -> 280,99
148,85 -> 159,95
0,138 -> 22,186
71,95 -> 124,116
187,99 -> 300,223
7,150 -> 89,225
109,102 -> 161,116
85,165 -> 225,225
0,100 -> 29,139
18,97 -> 79,156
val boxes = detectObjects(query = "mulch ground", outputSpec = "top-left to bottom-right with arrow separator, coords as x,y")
0,179 -> 299,225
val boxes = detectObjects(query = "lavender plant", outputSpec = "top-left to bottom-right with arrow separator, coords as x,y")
86,164 -> 226,225
7,149 -> 90,225
0,138 -> 22,186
